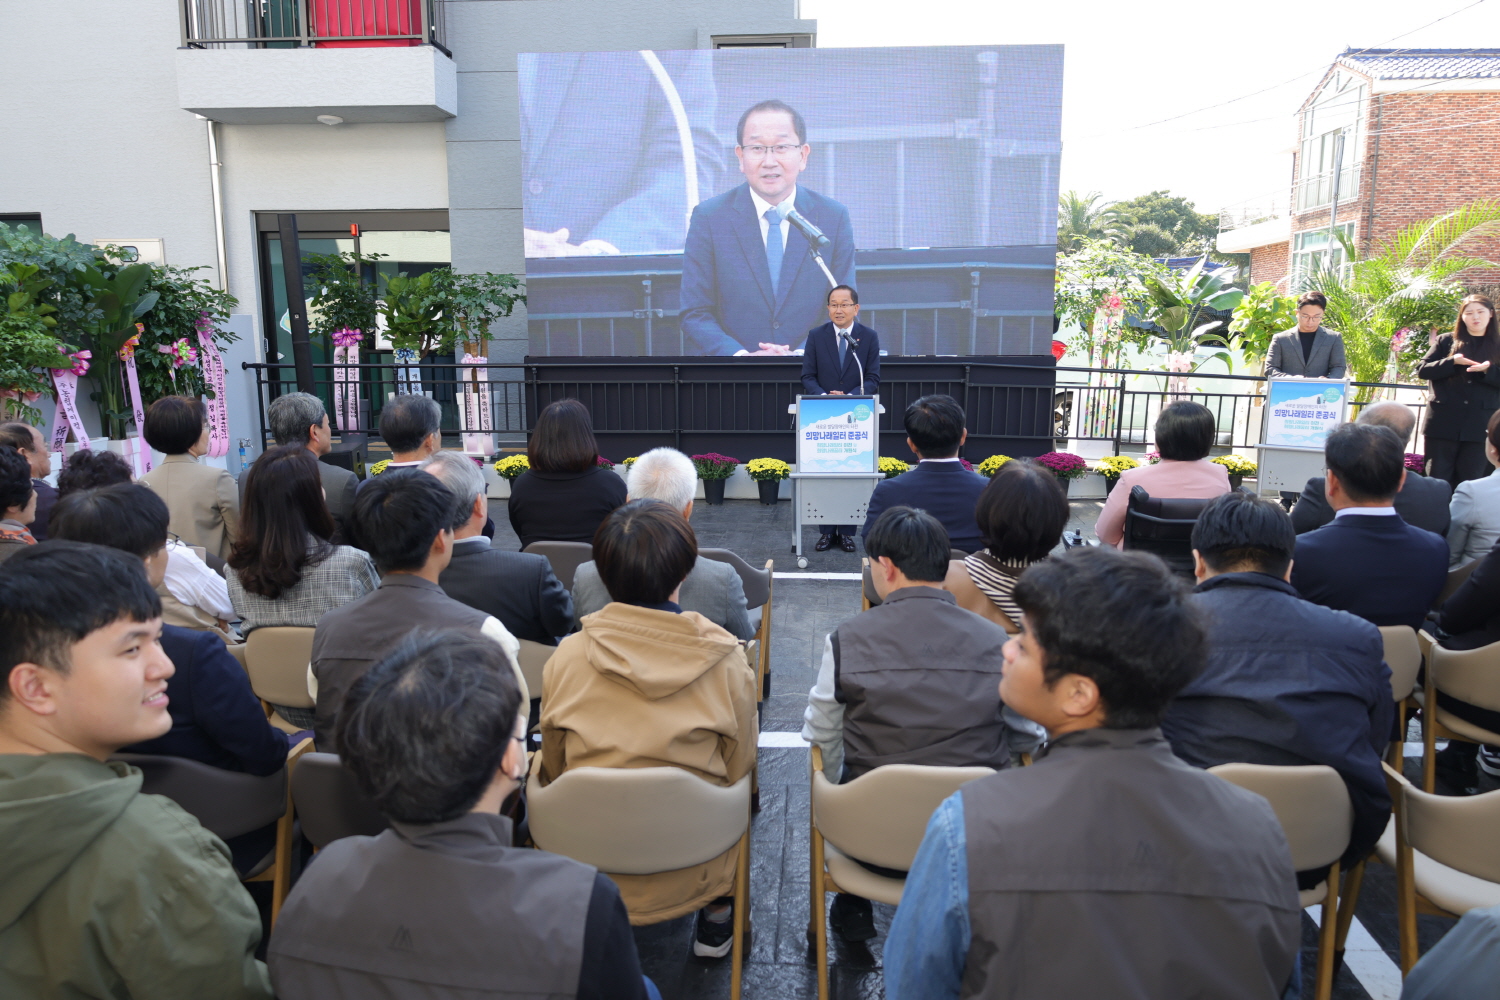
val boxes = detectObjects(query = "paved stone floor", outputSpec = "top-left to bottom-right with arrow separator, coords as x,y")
484,498 -> 1480,1000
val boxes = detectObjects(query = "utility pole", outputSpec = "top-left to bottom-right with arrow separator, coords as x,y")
1324,129 -> 1346,270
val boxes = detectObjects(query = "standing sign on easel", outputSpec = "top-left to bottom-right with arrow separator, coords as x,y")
1262,379 -> 1350,450
796,395 -> 878,473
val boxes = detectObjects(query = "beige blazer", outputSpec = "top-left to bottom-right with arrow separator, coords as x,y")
140,454 -> 240,562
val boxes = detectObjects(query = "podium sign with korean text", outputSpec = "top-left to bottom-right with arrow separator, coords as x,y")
797,395 -> 878,474
1262,379 -> 1349,451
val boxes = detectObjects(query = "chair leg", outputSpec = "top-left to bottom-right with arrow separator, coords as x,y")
1314,860 -> 1340,1000
1333,857 -> 1366,955
1422,712 -> 1437,794
1397,841 -> 1419,974
731,829 -> 749,1000
268,798 -> 296,927
811,826 -> 829,1000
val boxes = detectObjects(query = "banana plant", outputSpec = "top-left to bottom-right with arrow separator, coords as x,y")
1140,256 -> 1245,372
77,263 -> 160,437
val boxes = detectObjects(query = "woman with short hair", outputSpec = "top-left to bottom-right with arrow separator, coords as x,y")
139,395 -> 240,560
506,398 -> 627,548
538,499 -> 756,957
1093,400 -> 1230,548
0,445 -> 37,562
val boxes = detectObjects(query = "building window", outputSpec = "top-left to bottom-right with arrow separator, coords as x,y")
1296,72 -> 1365,212
1290,224 -> 1355,291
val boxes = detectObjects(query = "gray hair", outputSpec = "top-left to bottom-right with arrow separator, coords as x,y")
267,392 -> 328,446
380,394 -> 442,454
1356,401 -> 1416,447
421,450 -> 486,530
626,447 -> 696,513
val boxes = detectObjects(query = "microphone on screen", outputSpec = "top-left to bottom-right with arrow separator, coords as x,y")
785,208 -> 831,249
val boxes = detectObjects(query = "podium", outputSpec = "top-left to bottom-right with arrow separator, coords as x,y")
1254,378 -> 1350,497
787,394 -> 883,568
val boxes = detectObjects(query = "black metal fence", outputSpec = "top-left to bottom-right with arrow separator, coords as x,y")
181,0 -> 446,51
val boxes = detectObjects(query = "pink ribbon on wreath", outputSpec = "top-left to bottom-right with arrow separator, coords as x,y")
194,313 -> 230,458
120,327 -> 153,475
331,328 -> 363,433
156,339 -> 198,385
48,348 -> 93,452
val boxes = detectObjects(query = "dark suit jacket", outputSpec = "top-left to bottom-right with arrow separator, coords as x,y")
800,322 -> 880,396
1291,472 -> 1452,536
29,478 -> 56,541
861,460 -> 988,553
507,466 -> 628,549
440,537 -> 574,645
318,458 -> 359,533
680,183 -> 855,355
1418,333 -> 1500,442
1264,326 -> 1347,379
1291,513 -> 1448,629
1437,540 -> 1500,650
122,624 -> 288,776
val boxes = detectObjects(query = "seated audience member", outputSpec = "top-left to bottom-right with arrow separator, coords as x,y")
572,448 -> 753,638
55,448 -> 237,637
140,395 -> 239,561
804,505 -> 1015,942
364,393 -> 443,484
0,445 -> 37,562
1095,400 -> 1231,547
944,458 -> 1069,632
270,631 -> 652,1000
508,398 -> 627,549
539,500 -> 756,957
1397,901 -> 1500,1000
311,469 -> 524,747
884,547 -> 1301,1000
861,395 -> 987,553
1292,423 -> 1447,629
266,392 -> 358,534
0,542 -> 273,999
1428,532 -> 1500,789
424,450 -> 572,644
1292,402 -> 1451,536
0,422 -> 55,540
1446,408 -> 1500,568
1164,491 -> 1392,871
48,485 -> 287,777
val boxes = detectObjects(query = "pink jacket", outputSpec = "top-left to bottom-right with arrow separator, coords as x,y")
1095,459 -> 1231,548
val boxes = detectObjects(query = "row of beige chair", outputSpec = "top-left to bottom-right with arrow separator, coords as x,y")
1413,635 -> 1500,793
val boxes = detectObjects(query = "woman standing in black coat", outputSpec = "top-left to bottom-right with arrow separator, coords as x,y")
1418,294 -> 1500,488
508,398 -> 628,549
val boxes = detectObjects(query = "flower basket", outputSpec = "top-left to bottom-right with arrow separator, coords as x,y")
596,455 -> 614,469
1037,451 -> 1087,496
691,453 -> 739,505
747,458 -> 790,505
1405,453 -> 1425,474
493,454 -> 530,480
878,456 -> 910,479
1096,455 -> 1140,494
977,454 -> 1013,477
1211,454 -> 1257,492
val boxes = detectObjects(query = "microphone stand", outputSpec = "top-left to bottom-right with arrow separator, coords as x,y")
809,248 -> 838,290
840,329 -> 866,395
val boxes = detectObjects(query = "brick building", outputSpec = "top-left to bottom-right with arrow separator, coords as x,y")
1218,49 -> 1500,290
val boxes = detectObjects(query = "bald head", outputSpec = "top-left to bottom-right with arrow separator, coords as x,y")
1356,402 -> 1415,447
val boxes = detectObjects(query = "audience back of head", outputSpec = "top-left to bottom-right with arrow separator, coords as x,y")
57,449 -> 133,495
0,446 -> 32,515
351,468 -> 456,574
975,459 -> 1068,562
626,448 -> 696,512
1191,492 -> 1296,577
1356,401 -> 1416,449
1326,422 -> 1404,502
1155,401 -> 1216,462
268,391 -> 329,447
0,422 -> 38,458
420,451 -> 486,531
379,394 -> 442,456
904,395 -> 965,459
865,506 -> 950,583
143,396 -> 205,456
529,398 -> 600,473
336,630 -> 523,824
49,484 -> 169,561
1013,547 -> 1205,729
229,444 -> 337,598
592,499 -> 695,603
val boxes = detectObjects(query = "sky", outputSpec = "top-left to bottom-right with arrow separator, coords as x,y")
801,0 -> 1498,218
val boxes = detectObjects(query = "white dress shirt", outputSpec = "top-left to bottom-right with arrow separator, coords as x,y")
1333,506 -> 1398,518
749,186 -> 796,248
163,539 -> 236,621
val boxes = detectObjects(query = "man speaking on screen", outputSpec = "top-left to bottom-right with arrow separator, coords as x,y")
680,99 -> 857,356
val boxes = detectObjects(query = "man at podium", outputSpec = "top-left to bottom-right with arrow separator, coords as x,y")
801,285 -> 882,551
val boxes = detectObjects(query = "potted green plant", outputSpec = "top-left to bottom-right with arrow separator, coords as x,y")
1211,454 -> 1257,491
878,456 -> 910,479
77,262 -> 159,441
977,454 -> 1013,477
1035,451 -> 1089,496
746,457 -> 790,505
691,452 -> 739,505
0,263 -> 69,424
1096,454 -> 1140,494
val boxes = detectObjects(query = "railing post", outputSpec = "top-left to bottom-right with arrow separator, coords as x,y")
421,0 -> 430,43
968,270 -> 980,354
1113,372 -> 1126,456
179,0 -> 190,48
673,366 -> 682,451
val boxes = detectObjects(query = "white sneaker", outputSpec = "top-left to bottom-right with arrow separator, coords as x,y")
1478,745 -> 1500,777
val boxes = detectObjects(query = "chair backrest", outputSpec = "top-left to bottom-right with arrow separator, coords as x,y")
516,639 -> 553,699
862,558 -> 882,607
950,548 -> 969,561
1403,784 -> 1500,884
1430,641 -> 1500,715
1208,763 -> 1352,871
1122,487 -> 1217,576
1379,625 -> 1423,702
699,548 -> 771,609
1436,559 -> 1480,610
521,540 -> 595,591
112,753 -> 286,840
527,763 -> 750,875
245,626 -> 317,708
814,763 -> 993,872
290,752 -> 390,848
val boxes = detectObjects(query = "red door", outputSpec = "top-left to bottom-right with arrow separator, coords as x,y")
310,0 -> 423,46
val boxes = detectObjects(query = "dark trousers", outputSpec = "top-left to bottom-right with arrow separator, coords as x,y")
820,524 -> 854,536
1426,436 -> 1490,489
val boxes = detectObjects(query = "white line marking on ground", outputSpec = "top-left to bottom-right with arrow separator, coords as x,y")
1304,908 -> 1402,1000
772,572 -> 863,580
758,732 -> 810,748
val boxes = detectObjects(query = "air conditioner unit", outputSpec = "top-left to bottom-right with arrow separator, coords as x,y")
93,238 -> 166,266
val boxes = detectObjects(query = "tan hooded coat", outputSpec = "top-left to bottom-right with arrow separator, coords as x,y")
538,602 -> 757,924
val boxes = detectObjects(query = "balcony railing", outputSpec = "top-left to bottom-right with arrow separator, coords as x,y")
1218,193 -> 1289,233
180,0 -> 447,52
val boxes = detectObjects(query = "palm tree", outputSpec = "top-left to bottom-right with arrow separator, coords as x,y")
1057,191 -> 1123,253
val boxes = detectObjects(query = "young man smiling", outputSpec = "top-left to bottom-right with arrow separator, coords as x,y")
884,546 -> 1302,1000
0,541 -> 273,999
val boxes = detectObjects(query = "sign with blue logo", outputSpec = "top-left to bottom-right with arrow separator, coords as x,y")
1263,379 -> 1349,450
798,396 -> 879,473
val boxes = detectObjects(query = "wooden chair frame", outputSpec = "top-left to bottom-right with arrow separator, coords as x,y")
1418,640 -> 1500,793
251,736 -> 314,926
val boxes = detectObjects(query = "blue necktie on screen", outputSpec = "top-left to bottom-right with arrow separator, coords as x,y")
837,332 -> 847,368
764,206 -> 783,296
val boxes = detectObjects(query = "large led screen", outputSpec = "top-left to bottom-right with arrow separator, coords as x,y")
520,45 -> 1062,357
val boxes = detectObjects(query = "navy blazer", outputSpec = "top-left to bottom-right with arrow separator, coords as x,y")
1291,513 -> 1448,629
122,624 -> 288,776
680,183 -> 856,356
861,460 -> 988,553
800,322 -> 881,396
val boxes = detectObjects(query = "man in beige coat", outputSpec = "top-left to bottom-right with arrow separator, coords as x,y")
139,396 -> 238,561
539,500 -> 757,955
